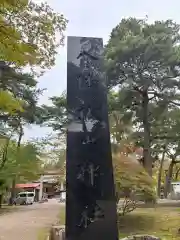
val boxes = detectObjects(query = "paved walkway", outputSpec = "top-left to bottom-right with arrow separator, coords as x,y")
0,199 -> 62,240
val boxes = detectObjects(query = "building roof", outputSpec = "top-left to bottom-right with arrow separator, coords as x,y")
15,183 -> 40,189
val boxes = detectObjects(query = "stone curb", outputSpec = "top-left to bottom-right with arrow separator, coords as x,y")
47,225 -> 65,240
120,235 -> 161,240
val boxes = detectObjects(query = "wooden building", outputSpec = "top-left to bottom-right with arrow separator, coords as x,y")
15,170 -> 66,201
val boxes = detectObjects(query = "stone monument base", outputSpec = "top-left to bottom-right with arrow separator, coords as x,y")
48,225 -> 65,240
47,227 -> 163,240
120,235 -> 161,240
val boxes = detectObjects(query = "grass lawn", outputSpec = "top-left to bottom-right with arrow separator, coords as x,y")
58,206 -> 65,225
57,206 -> 180,239
38,206 -> 180,239
38,228 -> 50,240
58,206 -> 180,239
118,207 -> 180,239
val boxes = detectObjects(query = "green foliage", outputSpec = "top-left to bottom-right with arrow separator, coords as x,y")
118,208 -> 180,239
108,90 -> 134,144
40,94 -> 67,132
0,63 -> 44,191
0,0 -> 68,202
0,90 -> 23,114
0,62 -> 44,126
39,134 -> 66,182
0,0 -> 67,71
113,153 -> 155,201
135,189 -> 157,203
105,18 -> 180,88
105,18 -> 180,174
0,139 -> 41,188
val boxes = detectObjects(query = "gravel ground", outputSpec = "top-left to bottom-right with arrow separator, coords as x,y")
0,199 -> 61,240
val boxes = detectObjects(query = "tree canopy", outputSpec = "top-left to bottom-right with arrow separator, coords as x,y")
0,138 -> 42,197
105,18 -> 180,176
0,0 -> 67,143
0,0 -> 67,72
0,0 -> 68,205
113,152 -> 155,202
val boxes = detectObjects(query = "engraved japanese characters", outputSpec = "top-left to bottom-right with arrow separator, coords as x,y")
66,37 -> 118,240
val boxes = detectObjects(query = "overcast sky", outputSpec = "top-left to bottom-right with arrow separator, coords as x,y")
24,0 -> 180,140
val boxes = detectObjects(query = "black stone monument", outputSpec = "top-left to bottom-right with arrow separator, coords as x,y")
66,36 -> 118,240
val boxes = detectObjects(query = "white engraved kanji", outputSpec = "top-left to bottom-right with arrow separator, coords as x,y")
78,204 -> 104,229
88,164 -> 99,186
77,163 -> 99,186
77,71 -> 93,88
77,166 -> 86,182
78,206 -> 91,228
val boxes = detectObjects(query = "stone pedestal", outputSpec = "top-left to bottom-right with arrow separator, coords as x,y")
49,225 -> 65,240
120,235 -> 161,240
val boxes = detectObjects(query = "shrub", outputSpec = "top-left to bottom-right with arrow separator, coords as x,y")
113,153 -> 156,213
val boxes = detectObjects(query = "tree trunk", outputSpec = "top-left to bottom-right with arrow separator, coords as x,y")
0,137 -> 11,170
10,125 -> 23,205
157,150 -> 166,198
142,91 -> 152,176
9,179 -> 16,205
164,160 -> 175,198
175,167 -> 180,180
0,194 -> 2,208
